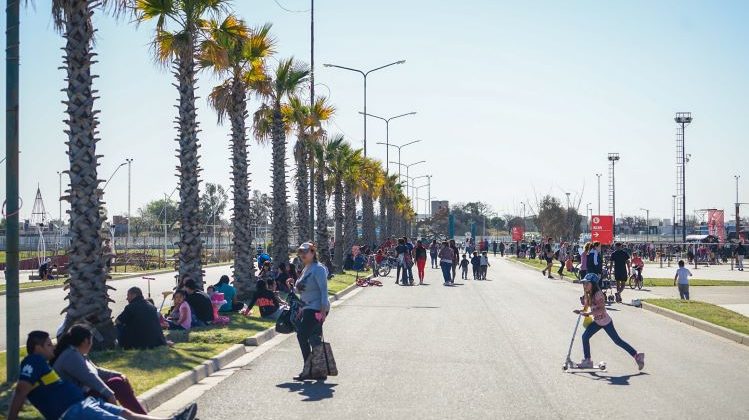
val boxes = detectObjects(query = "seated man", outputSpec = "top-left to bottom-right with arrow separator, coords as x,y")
7,331 -> 197,420
183,279 -> 214,325
115,287 -> 167,350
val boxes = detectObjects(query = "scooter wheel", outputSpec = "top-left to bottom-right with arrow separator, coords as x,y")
563,365 -> 568,371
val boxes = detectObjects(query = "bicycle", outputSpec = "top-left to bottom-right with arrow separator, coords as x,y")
356,276 -> 383,287
628,267 -> 643,290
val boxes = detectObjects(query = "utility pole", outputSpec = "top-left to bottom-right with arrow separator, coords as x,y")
57,171 -> 63,222
309,0 -> 315,240
126,158 -> 133,256
675,112 -> 693,243
5,0 -> 21,382
672,195 -> 677,242
736,175 -> 741,240
595,173 -> 602,215
641,208 -> 650,243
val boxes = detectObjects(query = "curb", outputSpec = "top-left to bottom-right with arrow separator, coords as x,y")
0,263 -> 233,296
640,301 -> 749,347
138,277 -> 363,411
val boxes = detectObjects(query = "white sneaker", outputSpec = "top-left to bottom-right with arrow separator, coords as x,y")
576,359 -> 594,369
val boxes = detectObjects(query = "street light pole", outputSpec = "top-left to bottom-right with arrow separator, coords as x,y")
56,171 -> 63,222
323,60 -> 406,157
360,111 -> 416,175
672,195 -> 677,242
736,175 -> 741,240
125,158 -> 133,255
378,140 -> 421,184
390,160 -> 425,204
640,208 -> 650,242
595,173 -> 602,215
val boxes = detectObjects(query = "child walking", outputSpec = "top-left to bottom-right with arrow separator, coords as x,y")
480,251 -> 490,280
674,260 -> 692,300
470,252 -> 481,280
574,274 -> 645,370
460,254 -> 469,280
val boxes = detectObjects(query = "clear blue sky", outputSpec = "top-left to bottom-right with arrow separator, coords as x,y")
1,0 -> 748,224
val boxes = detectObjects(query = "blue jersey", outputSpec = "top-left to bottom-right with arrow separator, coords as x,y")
19,354 -> 85,419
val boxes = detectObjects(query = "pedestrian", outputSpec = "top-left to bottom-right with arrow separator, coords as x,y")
429,239 -> 440,269
450,239 -> 460,282
415,240 -> 428,285
674,260 -> 693,300
438,241 -> 454,286
480,251 -> 490,280
499,241 -> 505,257
608,243 -> 631,303
460,254 -> 469,279
735,240 -> 746,271
293,242 -> 330,381
578,242 -> 590,280
406,237 -> 416,284
557,242 -> 568,278
574,274 -> 645,371
541,237 -> 554,279
394,238 -> 407,285
492,240 -> 498,256
586,241 -> 603,276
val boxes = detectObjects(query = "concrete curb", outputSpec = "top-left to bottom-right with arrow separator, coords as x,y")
138,277 -> 363,411
0,263 -> 232,296
641,301 -> 749,347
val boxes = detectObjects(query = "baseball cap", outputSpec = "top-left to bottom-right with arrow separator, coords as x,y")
581,273 -> 600,283
298,242 -> 316,253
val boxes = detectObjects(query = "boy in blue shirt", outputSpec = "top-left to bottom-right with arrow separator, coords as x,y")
7,331 -> 196,420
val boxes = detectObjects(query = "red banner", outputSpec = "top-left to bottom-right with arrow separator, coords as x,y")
511,226 -> 525,241
707,210 -> 726,243
591,215 -> 614,245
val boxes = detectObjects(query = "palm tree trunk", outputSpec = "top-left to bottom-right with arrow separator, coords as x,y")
344,181 -> 358,253
333,180 -> 344,273
315,155 -> 332,270
309,149 -> 315,239
362,193 -> 376,248
379,190 -> 388,242
228,77 -> 254,298
294,140 -> 310,244
61,1 -> 116,348
271,103 -> 290,266
174,43 -> 204,288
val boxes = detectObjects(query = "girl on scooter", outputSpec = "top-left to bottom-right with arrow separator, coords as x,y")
574,274 -> 645,370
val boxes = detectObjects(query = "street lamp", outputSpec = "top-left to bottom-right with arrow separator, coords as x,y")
160,187 -> 179,264
360,111 -> 416,175
735,175 -> 741,240
102,161 -> 127,191
390,160 -> 425,200
378,140 -> 421,183
412,174 -> 430,213
125,158 -> 133,256
56,171 -> 63,222
640,208 -> 650,243
595,173 -> 602,215
323,60 -> 405,156
672,195 -> 677,242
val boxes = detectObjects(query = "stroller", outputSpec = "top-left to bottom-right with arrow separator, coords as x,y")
599,268 -> 615,304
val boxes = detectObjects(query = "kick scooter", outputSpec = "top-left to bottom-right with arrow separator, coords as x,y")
563,312 -> 607,372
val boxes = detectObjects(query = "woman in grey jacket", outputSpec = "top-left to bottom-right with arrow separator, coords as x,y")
52,324 -> 148,414
293,242 -> 330,381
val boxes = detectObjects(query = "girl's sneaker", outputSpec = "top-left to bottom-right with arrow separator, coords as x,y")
576,359 -> 594,369
635,353 -> 645,370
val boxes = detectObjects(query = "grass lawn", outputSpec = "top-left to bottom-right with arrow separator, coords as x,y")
508,257 -> 749,287
328,271 -> 360,295
644,299 -> 749,336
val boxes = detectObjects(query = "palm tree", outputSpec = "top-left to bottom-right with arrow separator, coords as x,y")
204,18 -> 274,297
54,0 -> 128,348
359,158 -> 385,249
382,174 -> 401,237
253,58 -> 309,266
135,0 -> 230,288
324,136 -> 348,273
286,96 -> 312,244
342,148 -> 364,256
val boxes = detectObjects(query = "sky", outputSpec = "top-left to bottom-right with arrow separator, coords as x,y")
1,0 -> 748,224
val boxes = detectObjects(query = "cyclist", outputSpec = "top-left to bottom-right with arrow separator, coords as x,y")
631,252 -> 644,282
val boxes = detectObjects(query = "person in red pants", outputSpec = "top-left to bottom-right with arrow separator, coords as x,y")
53,325 -> 149,414
414,240 -> 428,285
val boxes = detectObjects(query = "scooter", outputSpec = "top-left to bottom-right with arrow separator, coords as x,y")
562,312 -> 607,372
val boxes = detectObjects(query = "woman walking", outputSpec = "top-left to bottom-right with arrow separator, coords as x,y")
438,241 -> 454,286
429,239 -> 439,268
574,274 -> 645,370
293,242 -> 330,381
415,240 -> 428,285
578,242 -> 591,280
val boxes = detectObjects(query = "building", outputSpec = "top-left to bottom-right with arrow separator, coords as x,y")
431,200 -> 449,216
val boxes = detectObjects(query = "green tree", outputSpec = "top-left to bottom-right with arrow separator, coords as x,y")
535,195 -> 566,240
199,183 -> 229,226
142,199 -> 180,230
135,0 -> 231,287
54,0 -> 129,348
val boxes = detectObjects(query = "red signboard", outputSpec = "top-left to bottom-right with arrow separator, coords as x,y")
511,226 -> 525,241
707,209 -> 726,243
590,215 -> 614,245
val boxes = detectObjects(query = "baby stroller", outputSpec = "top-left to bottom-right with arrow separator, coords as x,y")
599,269 -> 615,304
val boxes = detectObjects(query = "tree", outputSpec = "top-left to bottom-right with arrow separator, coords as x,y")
287,96 -> 312,244
342,147 -> 363,257
199,183 -> 229,226
535,195 -> 567,240
360,158 -> 385,247
248,190 -> 272,227
325,135 -> 353,273
54,0 -> 129,349
135,0 -> 231,287
204,18 -> 274,295
253,58 -> 309,266
142,199 -> 179,230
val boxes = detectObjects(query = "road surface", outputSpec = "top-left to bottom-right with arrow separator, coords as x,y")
0,265 -> 233,350
189,257 -> 749,419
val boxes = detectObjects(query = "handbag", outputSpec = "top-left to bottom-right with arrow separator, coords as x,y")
321,335 -> 338,376
302,333 -> 338,378
274,309 -> 294,334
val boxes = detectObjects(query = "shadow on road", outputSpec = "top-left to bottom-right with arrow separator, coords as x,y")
277,381 -> 338,401
570,371 -> 649,386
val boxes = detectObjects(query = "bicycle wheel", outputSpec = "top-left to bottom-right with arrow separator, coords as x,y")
636,277 -> 643,290
379,264 -> 392,277
628,276 -> 634,289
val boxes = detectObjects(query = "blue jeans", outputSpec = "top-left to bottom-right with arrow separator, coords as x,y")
582,321 -> 636,359
440,261 -> 452,283
61,397 -> 123,419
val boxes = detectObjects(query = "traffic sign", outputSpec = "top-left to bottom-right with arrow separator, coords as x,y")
590,215 -> 614,245
511,226 -> 525,241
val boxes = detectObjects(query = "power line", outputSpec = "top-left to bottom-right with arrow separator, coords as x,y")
273,0 -> 310,13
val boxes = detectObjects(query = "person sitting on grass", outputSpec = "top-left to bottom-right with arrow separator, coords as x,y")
183,278 -> 214,325
213,275 -> 243,312
165,290 -> 192,331
53,324 -> 148,414
115,287 -> 167,350
7,331 -> 197,420
243,279 -> 287,320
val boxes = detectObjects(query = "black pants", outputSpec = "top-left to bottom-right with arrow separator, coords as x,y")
296,309 -> 323,362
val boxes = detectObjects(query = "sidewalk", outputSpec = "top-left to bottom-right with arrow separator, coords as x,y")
640,260 -> 749,281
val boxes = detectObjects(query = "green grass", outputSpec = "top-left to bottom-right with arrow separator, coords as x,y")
328,271 -> 360,295
0,251 -> 66,264
645,299 -> 749,336
508,257 -> 749,287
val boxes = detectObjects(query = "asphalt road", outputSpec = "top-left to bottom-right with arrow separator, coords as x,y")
193,257 -> 749,419
0,265 -> 233,350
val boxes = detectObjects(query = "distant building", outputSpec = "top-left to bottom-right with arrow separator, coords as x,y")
431,200 -> 449,215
